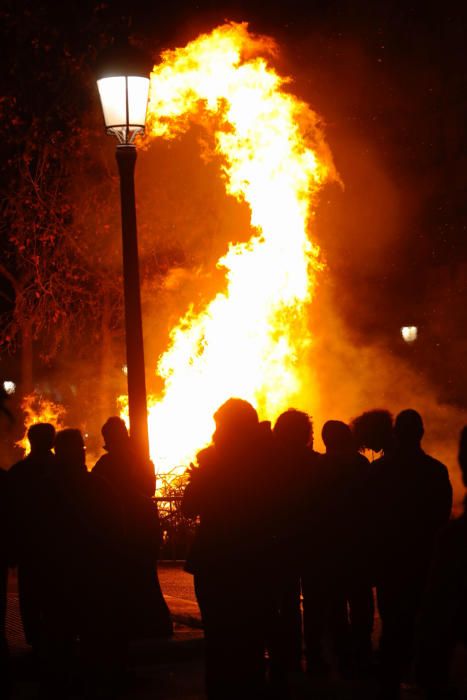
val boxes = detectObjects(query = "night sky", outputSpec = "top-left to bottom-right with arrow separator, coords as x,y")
1,0 -> 467,410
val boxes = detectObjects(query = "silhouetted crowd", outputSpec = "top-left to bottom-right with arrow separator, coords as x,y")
0,418 -> 171,698
0,402 -> 466,700
182,401 -> 465,700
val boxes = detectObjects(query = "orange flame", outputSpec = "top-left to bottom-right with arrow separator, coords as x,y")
17,393 -> 66,454
122,22 -> 335,476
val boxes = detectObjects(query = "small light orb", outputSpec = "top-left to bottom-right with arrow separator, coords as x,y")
3,381 -> 16,395
122,365 -> 128,375
401,326 -> 418,343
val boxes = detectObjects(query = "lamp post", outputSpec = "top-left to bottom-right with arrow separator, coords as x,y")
96,52 -> 173,639
96,50 -> 151,467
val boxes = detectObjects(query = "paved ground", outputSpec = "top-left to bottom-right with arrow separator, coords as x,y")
5,565 -> 467,699
6,564 -> 206,699
157,564 -> 196,603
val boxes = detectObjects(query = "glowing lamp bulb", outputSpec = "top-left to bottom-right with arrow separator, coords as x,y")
401,326 -> 418,343
96,46 -> 151,145
97,76 -> 149,138
3,381 -> 16,395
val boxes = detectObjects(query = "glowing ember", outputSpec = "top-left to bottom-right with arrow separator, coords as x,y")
3,381 -> 16,395
122,22 -> 334,476
17,393 -> 66,454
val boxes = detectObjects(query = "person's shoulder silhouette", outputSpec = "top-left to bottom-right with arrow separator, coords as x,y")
321,419 -> 369,476
415,426 -> 467,696
93,417 -> 154,496
370,409 -> 452,574
93,417 -> 129,479
273,409 -> 321,491
8,422 -> 57,576
9,422 -> 56,484
182,397 -> 272,561
395,409 -> 451,511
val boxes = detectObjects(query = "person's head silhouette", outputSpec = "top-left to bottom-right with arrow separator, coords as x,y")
322,420 -> 353,454
55,429 -> 86,474
101,417 -> 129,452
27,423 -> 55,455
273,409 -> 312,449
213,398 -> 258,453
394,409 -> 424,450
351,409 -> 393,452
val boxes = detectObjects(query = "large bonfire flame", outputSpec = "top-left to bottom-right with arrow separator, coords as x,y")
132,22 -> 335,477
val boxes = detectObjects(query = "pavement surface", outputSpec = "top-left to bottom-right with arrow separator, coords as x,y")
158,564 -> 202,629
5,564 -> 467,699
6,563 -> 206,699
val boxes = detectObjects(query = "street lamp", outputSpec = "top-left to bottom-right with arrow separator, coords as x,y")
96,48 -> 151,467
96,53 -> 173,640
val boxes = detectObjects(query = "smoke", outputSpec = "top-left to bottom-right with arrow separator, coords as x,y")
131,25 -> 467,505
9,16 -> 463,505
130,115 -> 466,509
307,284 -> 465,510
285,31 -> 467,507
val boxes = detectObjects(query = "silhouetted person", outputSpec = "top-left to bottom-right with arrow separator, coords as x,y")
93,417 -> 154,496
93,417 -> 172,639
0,392 -> 13,696
0,468 -> 9,695
271,409 -> 321,675
304,420 -> 373,677
8,422 -> 56,651
38,429 -> 127,697
351,409 -> 394,455
370,409 -> 452,698
0,385 -> 13,424
415,426 -> 467,699
182,398 -> 276,700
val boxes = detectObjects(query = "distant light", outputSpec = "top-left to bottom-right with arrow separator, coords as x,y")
401,326 -> 418,343
122,365 -> 128,375
3,381 -> 16,395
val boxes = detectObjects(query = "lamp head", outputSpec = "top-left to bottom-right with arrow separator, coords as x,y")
96,45 -> 152,144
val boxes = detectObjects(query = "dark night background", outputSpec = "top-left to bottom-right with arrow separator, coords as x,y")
0,0 -> 466,441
